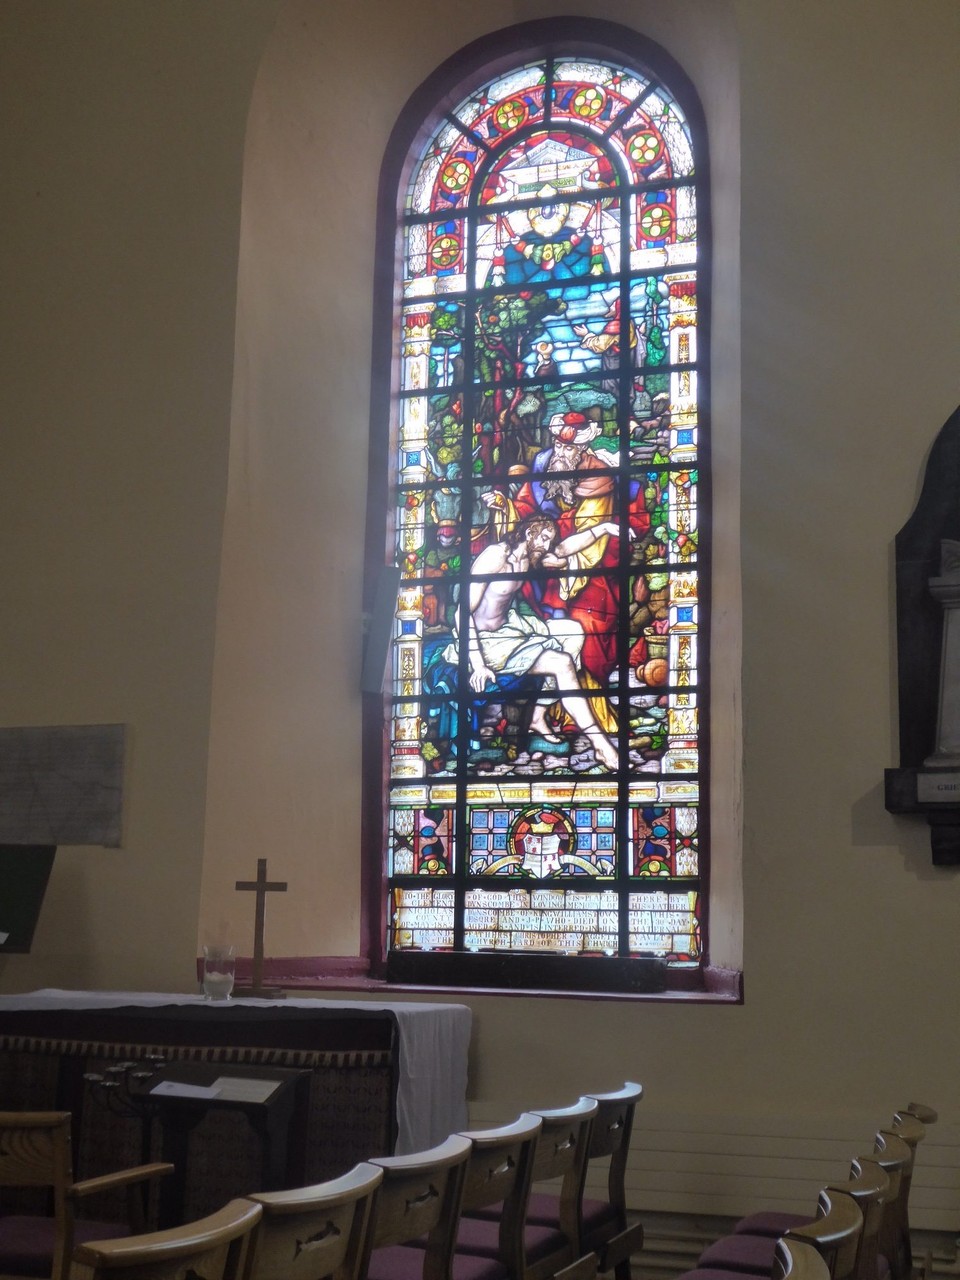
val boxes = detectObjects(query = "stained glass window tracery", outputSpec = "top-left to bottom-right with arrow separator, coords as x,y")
373,30 -> 709,989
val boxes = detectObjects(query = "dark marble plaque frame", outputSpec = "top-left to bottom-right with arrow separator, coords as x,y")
0,723 -> 125,951
885,405 -> 960,863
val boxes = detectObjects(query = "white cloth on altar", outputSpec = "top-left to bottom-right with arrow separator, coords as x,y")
0,989 -> 471,1154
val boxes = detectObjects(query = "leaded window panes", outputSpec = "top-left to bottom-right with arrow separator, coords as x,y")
371,29 -> 709,990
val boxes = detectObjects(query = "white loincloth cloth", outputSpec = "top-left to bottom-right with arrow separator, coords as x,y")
444,608 -> 563,680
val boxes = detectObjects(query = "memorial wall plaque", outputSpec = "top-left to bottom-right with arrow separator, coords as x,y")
0,845 -> 56,952
885,405 -> 960,863
0,723 -> 124,846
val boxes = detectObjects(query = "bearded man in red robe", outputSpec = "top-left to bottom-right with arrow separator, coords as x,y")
481,411 -> 650,688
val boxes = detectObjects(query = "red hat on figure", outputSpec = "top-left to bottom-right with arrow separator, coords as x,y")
547,411 -> 601,446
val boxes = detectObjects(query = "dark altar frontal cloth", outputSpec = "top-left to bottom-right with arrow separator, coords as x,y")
0,1000 -> 400,1223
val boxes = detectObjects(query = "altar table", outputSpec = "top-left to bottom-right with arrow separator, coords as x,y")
0,989 -> 471,1220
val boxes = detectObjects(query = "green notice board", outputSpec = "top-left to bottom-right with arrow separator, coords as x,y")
0,846 -> 55,952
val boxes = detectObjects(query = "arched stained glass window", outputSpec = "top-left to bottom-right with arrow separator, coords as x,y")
367,22 -> 709,992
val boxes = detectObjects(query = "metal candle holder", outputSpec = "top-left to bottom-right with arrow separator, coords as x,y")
83,1054 -> 168,1164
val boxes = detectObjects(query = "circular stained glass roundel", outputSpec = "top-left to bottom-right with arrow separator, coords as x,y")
629,130 -> 663,164
430,234 -> 460,268
571,85 -> 605,118
440,157 -> 473,193
494,98 -> 527,131
640,203 -> 674,239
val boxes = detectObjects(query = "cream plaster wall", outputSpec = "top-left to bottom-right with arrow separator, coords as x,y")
198,0 -> 745,965
2,0 -> 959,1224
0,1 -> 278,990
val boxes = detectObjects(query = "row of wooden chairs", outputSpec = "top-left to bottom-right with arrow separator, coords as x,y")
0,1083 -> 644,1280
676,1104 -> 938,1280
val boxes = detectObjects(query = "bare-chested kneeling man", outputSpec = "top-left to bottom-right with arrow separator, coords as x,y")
443,515 -> 623,770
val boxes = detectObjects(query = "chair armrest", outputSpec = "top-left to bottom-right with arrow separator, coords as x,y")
597,1220 -> 644,1272
554,1256 -> 599,1280
68,1162 -> 174,1198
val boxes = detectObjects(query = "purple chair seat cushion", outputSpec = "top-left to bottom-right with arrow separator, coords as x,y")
678,1270 -> 768,1280
581,1196 -> 619,1238
469,1190 -> 618,1225
366,1243 -> 509,1280
454,1213 -> 567,1261
464,1202 -> 503,1222
451,1255 -> 510,1280
733,1212 -> 812,1237
0,1215 -> 130,1276
698,1234 -> 778,1273
464,1191 -> 618,1256
524,1192 -> 562,1224
521,1191 -> 618,1235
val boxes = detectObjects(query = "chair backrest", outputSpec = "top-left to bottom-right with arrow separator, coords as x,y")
243,1161 -> 383,1280
366,1133 -> 472,1278
825,1159 -> 888,1280
774,1238 -> 834,1280
860,1132 -> 912,1280
0,1111 -> 74,1278
584,1083 -> 643,1223
69,1197 -> 263,1280
0,1111 -> 73,1191
876,1119 -> 926,1280
888,1112 -> 926,1161
891,1107 -> 933,1243
531,1097 -> 598,1257
458,1113 -> 543,1279
900,1103 -> 937,1127
854,1143 -> 906,1207
784,1188 -> 862,1280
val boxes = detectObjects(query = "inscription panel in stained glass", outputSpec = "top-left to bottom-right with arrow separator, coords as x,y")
464,886 -> 621,953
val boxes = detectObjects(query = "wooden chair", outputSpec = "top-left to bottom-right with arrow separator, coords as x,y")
823,1164 -> 888,1280
876,1117 -> 928,1280
242,1160 -> 382,1280
774,1239 -> 833,1280
68,1197 -> 261,1280
894,1106 -> 937,1280
679,1191 -> 862,1280
692,1189 -> 863,1280
722,1160 -> 888,1280
362,1133 -> 473,1280
368,1115 -> 544,1280
732,1129 -> 912,1255
0,1110 -> 173,1280
461,1097 -> 598,1279
470,1085 -> 644,1280
855,1134 -> 912,1280
785,1190 -> 864,1280
454,1113 -> 543,1280
525,1097 -> 598,1279
699,1187 -> 865,1280
579,1083 -> 644,1280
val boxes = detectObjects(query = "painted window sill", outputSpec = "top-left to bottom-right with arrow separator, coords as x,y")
224,957 -> 743,1003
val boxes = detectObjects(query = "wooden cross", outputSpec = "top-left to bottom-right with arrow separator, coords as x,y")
235,857 -> 287,996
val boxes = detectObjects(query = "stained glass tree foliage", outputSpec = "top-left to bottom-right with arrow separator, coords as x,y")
385,52 -> 705,980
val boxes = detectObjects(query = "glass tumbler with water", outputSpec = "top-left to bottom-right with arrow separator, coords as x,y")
202,944 -> 236,1000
